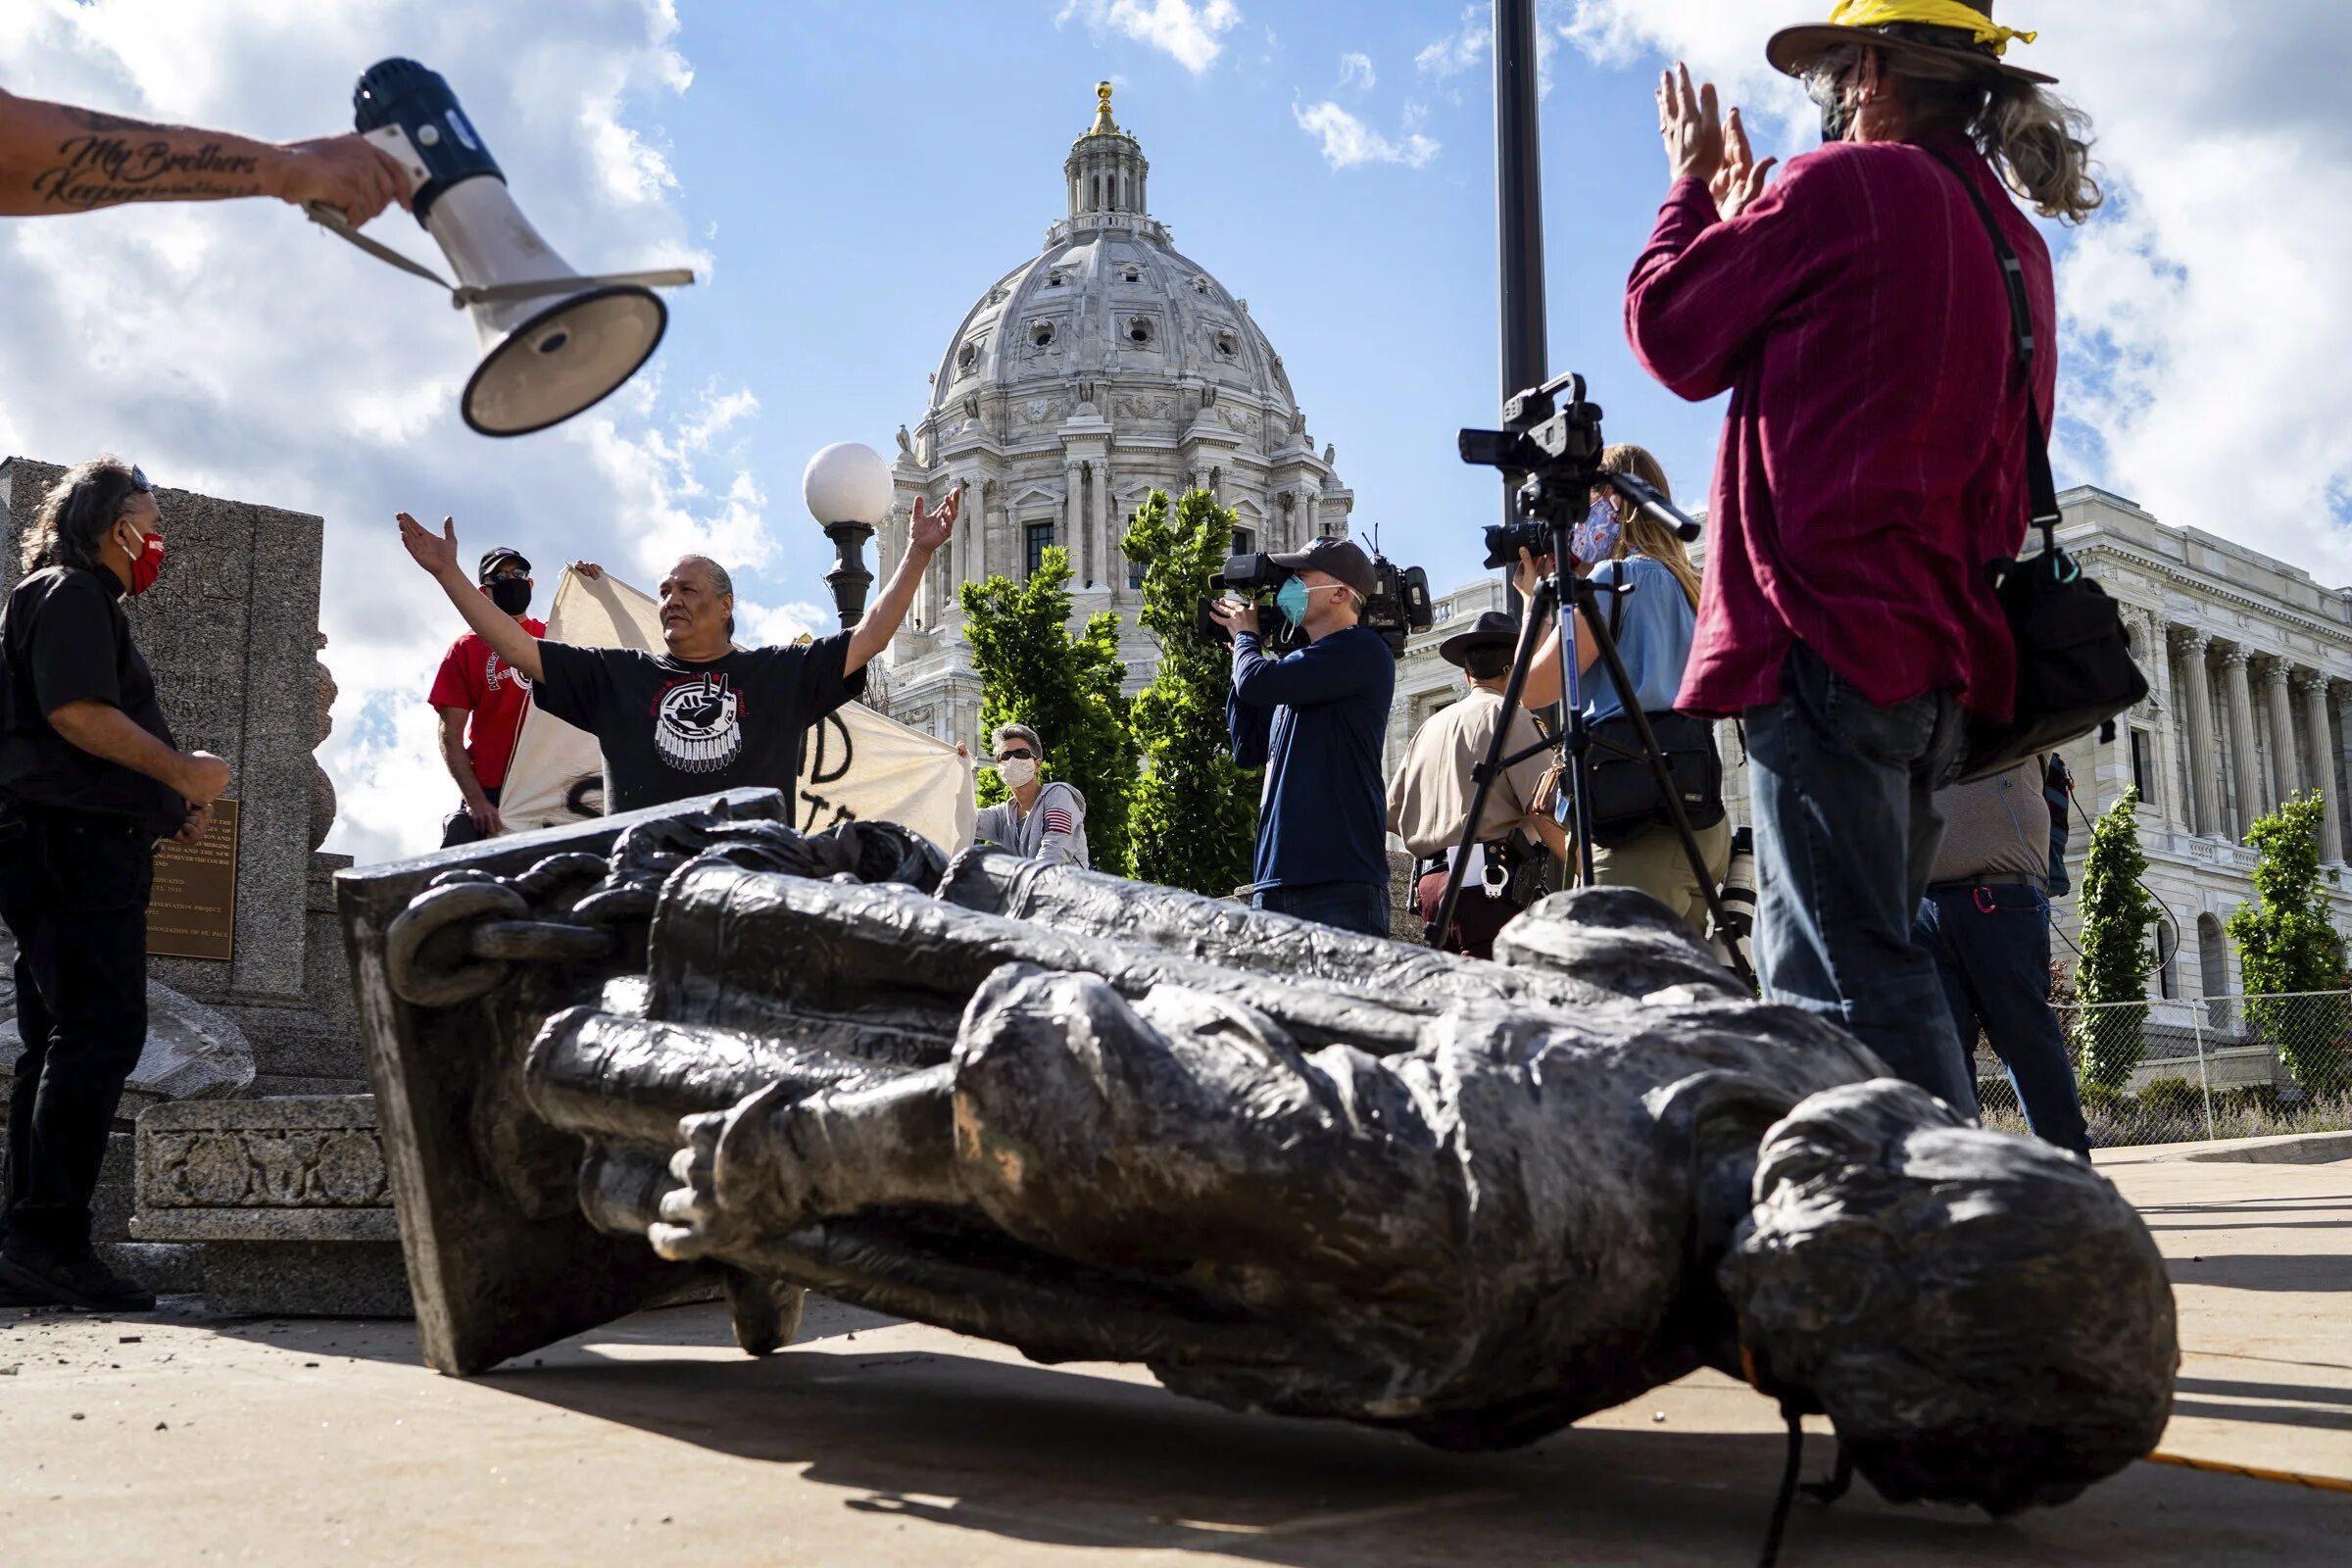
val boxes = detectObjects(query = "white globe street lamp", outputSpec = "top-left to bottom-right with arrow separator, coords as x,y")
803,441 -> 893,627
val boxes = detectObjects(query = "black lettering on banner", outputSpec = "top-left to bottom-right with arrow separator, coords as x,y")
797,714 -> 858,831
564,774 -> 605,820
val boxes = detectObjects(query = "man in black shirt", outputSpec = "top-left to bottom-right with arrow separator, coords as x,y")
0,459 -> 229,1312
397,490 -> 958,817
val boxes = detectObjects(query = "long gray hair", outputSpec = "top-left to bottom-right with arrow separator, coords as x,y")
1815,31 -> 2103,223
21,457 -> 145,576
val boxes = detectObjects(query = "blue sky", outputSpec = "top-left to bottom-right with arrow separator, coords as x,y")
649,0 -> 1725,602
1,1 -> 2345,860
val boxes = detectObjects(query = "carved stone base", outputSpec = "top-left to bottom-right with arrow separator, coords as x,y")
130,1095 -> 409,1316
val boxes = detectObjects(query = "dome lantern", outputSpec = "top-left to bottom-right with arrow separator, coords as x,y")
1064,80 -> 1149,222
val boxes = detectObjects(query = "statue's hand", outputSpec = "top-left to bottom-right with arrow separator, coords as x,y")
648,1081 -> 813,1262
649,1110 -> 732,1261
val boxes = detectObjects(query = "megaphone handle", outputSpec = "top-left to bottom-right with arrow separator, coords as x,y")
305,201 -> 461,295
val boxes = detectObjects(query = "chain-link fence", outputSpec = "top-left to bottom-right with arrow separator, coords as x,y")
1974,990 -> 2352,1147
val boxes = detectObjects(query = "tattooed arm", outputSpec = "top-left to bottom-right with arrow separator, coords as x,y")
0,90 -> 405,221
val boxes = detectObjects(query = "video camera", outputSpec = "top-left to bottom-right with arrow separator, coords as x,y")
1461,373 -> 1700,569
1200,549 -> 1434,660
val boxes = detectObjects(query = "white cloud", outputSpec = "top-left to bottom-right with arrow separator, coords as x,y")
0,0 -> 751,866
736,598 -> 832,648
1418,1 -> 1558,97
1293,101 -> 1439,172
1056,0 -> 1242,75
1553,0 -> 2352,584
1416,4 -> 1491,78
1338,51 -> 1375,91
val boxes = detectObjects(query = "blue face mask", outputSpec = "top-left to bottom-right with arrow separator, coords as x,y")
1572,499 -> 1622,565
1275,576 -> 1311,628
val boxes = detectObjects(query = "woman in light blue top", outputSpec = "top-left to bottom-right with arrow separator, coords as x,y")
1511,444 -> 1730,936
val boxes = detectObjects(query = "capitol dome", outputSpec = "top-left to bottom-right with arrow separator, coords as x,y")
878,83 -> 1352,750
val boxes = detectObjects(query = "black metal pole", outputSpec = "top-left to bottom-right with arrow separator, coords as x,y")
1495,0 -> 1545,618
823,521 -> 875,628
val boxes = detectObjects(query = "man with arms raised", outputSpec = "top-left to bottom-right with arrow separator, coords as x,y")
399,496 -> 956,818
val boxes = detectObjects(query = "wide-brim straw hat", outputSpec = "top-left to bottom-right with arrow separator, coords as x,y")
1768,1 -> 2058,88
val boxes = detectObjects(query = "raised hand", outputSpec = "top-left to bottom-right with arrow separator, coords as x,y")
1710,107 -> 1780,220
396,511 -> 461,580
1657,61 -> 1726,189
909,486 -> 961,556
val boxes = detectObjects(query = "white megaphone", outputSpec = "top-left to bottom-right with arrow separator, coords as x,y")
328,58 -> 693,437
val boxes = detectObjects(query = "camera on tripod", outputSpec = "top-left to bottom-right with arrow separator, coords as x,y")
1199,547 -> 1435,660
1462,372 -> 1700,568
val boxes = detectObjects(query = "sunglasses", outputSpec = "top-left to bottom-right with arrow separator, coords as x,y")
995,747 -> 1037,761
128,465 -> 153,494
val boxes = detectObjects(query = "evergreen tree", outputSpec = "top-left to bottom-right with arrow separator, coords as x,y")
958,546 -> 1134,873
2074,786 -> 2158,1091
2228,789 -> 2347,1092
1121,488 -> 1260,896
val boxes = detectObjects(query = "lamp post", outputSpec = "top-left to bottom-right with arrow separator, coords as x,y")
803,441 -> 893,628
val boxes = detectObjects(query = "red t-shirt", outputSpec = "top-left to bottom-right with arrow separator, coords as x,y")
426,617 -> 546,791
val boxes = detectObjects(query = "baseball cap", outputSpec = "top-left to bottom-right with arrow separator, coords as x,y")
1267,536 -> 1376,600
478,547 -> 531,582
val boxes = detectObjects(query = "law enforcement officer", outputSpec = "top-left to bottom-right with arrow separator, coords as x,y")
1387,611 -> 1568,957
0,460 -> 227,1311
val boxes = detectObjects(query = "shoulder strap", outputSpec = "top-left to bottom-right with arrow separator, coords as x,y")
1920,147 -> 2060,559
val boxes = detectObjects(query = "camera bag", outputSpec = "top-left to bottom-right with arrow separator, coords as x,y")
1926,149 -> 2146,783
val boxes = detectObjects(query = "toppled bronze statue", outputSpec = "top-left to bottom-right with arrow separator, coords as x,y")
341,791 -> 2176,1518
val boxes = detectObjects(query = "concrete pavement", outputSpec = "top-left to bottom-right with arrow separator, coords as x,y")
1,1141 -> 2345,1566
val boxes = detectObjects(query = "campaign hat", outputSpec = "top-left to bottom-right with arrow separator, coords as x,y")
1439,610 -> 1521,668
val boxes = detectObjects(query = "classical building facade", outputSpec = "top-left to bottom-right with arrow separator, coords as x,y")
1389,486 -> 2352,1004
879,84 -> 1351,745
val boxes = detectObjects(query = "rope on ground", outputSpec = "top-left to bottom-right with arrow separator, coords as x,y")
2145,1449 -> 2352,1494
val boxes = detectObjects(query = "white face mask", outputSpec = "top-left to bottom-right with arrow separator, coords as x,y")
998,757 -> 1039,789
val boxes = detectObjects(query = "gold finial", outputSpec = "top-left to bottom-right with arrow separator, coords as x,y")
1091,80 -> 1116,134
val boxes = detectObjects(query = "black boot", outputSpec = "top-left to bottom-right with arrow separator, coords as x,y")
0,1238 -> 156,1312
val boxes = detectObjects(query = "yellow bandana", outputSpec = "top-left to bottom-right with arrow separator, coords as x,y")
1825,0 -> 2038,58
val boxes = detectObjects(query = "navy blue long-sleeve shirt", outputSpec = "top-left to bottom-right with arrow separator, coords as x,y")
1226,625 -> 1395,891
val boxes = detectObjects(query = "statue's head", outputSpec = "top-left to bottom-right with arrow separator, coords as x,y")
1721,1080 -> 2177,1516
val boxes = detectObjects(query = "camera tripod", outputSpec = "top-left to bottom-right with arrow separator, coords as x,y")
1427,447 -> 1750,991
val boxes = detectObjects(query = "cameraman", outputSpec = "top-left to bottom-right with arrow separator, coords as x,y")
1212,538 -> 1395,938
1626,9 -> 2097,1107
0,460 -> 228,1312
1511,445 -> 1728,939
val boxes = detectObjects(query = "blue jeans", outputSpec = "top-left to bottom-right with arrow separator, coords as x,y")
1745,645 -> 1977,1114
1915,883 -> 2091,1155
1254,881 -> 1392,941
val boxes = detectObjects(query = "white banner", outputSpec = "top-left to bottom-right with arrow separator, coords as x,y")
498,567 -> 975,853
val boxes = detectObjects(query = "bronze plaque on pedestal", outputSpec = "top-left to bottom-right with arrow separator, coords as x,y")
148,797 -> 239,961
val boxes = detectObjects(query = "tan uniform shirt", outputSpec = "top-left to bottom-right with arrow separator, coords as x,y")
1386,689 -> 1551,858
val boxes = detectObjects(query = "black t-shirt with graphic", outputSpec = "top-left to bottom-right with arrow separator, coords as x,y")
532,633 -> 866,814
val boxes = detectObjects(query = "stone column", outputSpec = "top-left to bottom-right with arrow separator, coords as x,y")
2220,648 -> 2261,840
2264,659 -> 2301,808
2172,629 -> 2222,837
2299,670 -> 2344,861
1096,459 -> 1115,599
1063,460 -> 1084,581
2334,683 -> 2352,859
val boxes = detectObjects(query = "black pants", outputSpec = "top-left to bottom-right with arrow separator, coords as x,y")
439,784 -> 502,849
0,808 -> 153,1252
